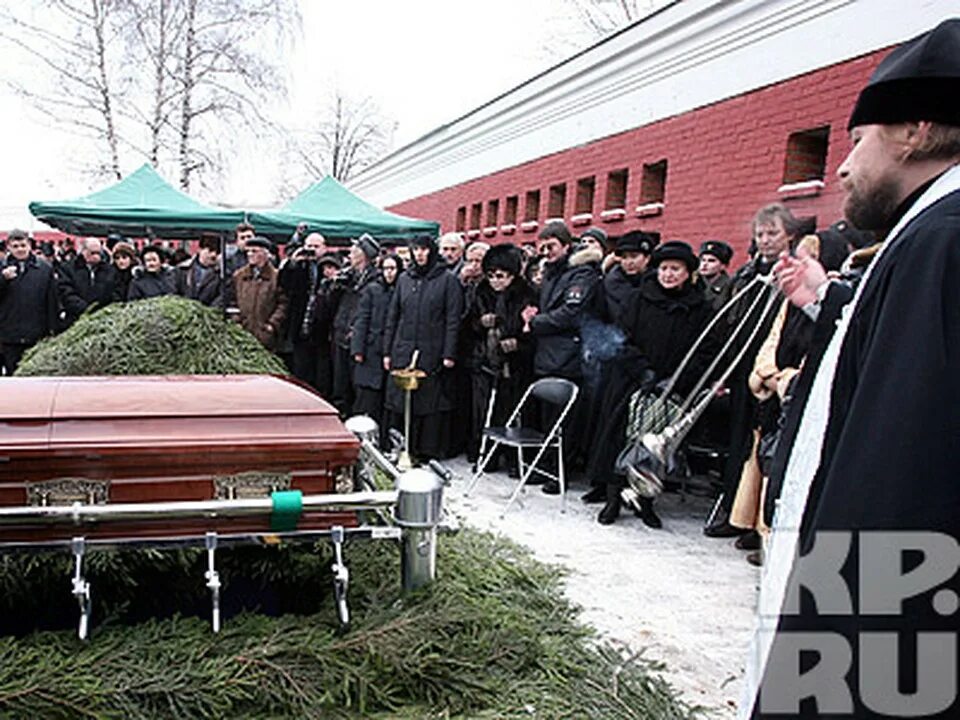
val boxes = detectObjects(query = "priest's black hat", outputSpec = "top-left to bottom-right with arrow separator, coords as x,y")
848,19 -> 960,130
699,240 -> 733,265
482,243 -> 522,276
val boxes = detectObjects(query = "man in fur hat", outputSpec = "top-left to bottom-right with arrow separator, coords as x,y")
743,19 -> 960,718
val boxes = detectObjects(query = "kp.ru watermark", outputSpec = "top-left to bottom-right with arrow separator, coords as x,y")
758,531 -> 959,716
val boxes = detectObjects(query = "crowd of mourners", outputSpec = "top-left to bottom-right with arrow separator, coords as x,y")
0,205 -> 875,565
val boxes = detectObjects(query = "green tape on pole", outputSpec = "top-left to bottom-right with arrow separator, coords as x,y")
270,490 -> 303,532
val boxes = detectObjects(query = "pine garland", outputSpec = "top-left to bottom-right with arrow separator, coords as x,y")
0,531 -> 697,719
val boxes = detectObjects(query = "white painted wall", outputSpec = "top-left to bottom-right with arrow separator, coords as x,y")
350,0 -> 957,207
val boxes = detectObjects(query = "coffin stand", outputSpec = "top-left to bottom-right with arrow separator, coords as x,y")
0,375 -> 441,638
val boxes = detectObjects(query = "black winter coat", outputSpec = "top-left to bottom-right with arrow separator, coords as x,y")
279,259 -> 331,346
58,256 -> 118,326
128,266 -> 176,301
622,273 -> 714,383
383,259 -> 463,414
332,265 -> 377,349
0,255 -> 59,345
464,277 -> 537,377
174,257 -> 222,307
602,263 -> 645,327
350,274 -> 395,390
529,247 -> 601,379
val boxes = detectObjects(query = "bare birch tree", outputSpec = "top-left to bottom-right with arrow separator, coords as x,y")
0,0 -> 134,180
278,90 -> 395,197
564,0 -> 664,38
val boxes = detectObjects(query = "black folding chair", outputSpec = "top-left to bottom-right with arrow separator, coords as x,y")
465,377 -> 579,515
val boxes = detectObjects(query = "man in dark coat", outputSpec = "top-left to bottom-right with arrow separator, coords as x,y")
520,221 -> 602,489
383,235 -> 463,459
331,233 -> 380,415
0,230 -> 58,374
279,232 -> 335,393
57,236 -> 118,327
698,240 -> 733,311
744,20 -> 960,718
175,236 -> 222,306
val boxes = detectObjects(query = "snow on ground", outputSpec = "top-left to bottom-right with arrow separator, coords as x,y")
442,457 -> 758,717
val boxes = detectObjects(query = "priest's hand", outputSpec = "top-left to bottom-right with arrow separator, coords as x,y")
774,247 -> 827,308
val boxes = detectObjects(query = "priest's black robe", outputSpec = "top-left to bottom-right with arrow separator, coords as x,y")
751,183 -> 960,718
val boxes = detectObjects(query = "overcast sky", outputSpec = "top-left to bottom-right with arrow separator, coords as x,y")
0,0 -> 620,230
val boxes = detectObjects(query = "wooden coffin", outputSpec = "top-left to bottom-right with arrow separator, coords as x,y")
0,375 -> 360,543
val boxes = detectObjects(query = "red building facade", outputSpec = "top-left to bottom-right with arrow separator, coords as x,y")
385,49 -> 886,262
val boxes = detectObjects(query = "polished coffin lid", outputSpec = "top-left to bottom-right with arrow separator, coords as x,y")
0,375 -> 360,541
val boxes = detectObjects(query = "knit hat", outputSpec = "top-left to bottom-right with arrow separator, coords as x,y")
482,244 -> 522,276
652,241 -> 698,273
579,226 -> 608,248
699,240 -> 733,265
848,19 -> 960,129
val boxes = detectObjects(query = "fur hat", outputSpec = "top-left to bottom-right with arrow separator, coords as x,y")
538,220 -> 573,245
482,244 -> 522,276
652,241 -> 698,273
317,254 -> 342,271
112,242 -> 137,260
848,19 -> 960,129
699,240 -> 733,265
353,233 -> 381,260
616,230 -> 657,256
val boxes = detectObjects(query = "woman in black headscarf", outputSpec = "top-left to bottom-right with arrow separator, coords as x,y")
383,236 -> 464,459
351,253 -> 401,438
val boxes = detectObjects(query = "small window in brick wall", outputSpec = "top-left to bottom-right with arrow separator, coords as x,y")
455,206 -> 466,232
486,199 -> 499,227
548,183 -> 566,218
783,126 -> 830,184
470,202 -> 482,230
505,195 -> 519,225
575,176 -> 595,214
640,160 -> 667,204
524,190 -> 540,222
606,169 -> 628,210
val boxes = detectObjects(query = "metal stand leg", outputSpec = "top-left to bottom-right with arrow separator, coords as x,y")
330,526 -> 350,627
705,492 -> 725,528
204,532 -> 221,633
71,537 -> 91,641
465,440 -> 500,497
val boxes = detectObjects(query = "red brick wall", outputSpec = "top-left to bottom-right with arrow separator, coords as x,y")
387,49 -> 888,265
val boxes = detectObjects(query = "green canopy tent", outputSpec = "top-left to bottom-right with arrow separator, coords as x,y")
28,164 -> 246,239
250,176 -> 439,244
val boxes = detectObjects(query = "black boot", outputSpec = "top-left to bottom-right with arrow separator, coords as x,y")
634,497 -> 662,529
597,484 -> 621,525
581,485 -> 606,504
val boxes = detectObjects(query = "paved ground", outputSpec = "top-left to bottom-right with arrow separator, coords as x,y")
443,457 -> 759,717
